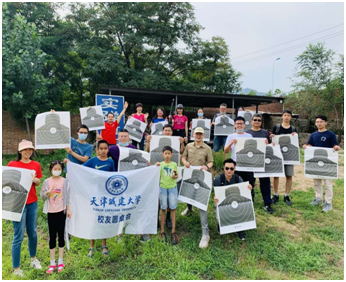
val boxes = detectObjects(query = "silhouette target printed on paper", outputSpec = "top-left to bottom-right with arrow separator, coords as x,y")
180,170 -> 211,206
2,170 -> 28,214
218,186 -> 254,227
125,120 -> 144,141
36,113 -> 69,145
215,116 -> 234,135
278,136 -> 299,162
82,107 -> 104,129
151,123 -> 164,135
305,149 -> 337,177
236,139 -> 264,168
192,120 -> 210,139
243,112 -> 253,131
150,137 -> 179,165
263,146 -> 283,173
119,150 -> 149,171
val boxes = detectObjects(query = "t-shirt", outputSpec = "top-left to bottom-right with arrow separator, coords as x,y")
152,117 -> 166,123
212,113 -> 232,122
307,130 -> 338,148
272,124 -> 297,135
160,161 -> 178,189
246,129 -> 271,144
101,121 -> 119,145
133,113 -> 145,122
66,137 -> 93,172
173,115 -> 188,130
225,133 -> 253,161
47,177 -> 64,213
7,160 -> 42,205
108,144 -> 136,171
83,157 -> 115,172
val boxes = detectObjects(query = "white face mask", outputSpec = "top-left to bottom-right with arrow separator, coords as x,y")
52,170 -> 62,177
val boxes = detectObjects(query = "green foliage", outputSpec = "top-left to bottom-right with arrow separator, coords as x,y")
247,90 -> 257,96
265,90 -> 273,97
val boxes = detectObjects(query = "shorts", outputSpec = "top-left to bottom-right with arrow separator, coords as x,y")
284,165 -> 294,177
159,186 -> 178,210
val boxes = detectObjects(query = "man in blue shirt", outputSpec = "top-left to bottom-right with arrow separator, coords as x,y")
303,115 -> 340,212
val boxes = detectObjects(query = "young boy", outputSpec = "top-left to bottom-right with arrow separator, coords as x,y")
303,115 -> 340,212
156,146 -> 179,245
82,140 -> 115,257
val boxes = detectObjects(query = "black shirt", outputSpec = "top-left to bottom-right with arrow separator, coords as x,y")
246,129 -> 271,143
272,124 -> 297,135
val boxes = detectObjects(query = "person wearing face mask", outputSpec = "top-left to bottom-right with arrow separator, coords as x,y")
40,160 -> 71,274
224,116 -> 255,202
107,129 -> 136,172
189,108 -> 206,130
63,124 -> 93,173
211,103 -> 232,153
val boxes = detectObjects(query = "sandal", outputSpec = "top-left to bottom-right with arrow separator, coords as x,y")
87,247 -> 94,258
160,232 -> 167,242
58,263 -> 65,273
46,265 -> 56,274
102,246 -> 109,257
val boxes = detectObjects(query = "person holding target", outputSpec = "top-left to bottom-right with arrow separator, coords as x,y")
303,115 -> 340,213
213,158 -> 252,241
7,140 -> 43,277
128,102 -> 149,150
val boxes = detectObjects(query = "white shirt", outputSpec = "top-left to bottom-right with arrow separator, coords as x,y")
225,132 -> 253,160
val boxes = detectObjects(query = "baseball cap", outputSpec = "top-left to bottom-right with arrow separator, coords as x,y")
194,127 -> 205,134
177,104 -> 184,109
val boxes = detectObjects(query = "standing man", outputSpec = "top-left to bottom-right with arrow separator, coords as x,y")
303,115 -> 340,212
246,114 -> 274,214
97,101 -> 128,146
181,127 -> 213,248
270,110 -> 297,206
211,103 -> 232,153
224,116 -> 255,202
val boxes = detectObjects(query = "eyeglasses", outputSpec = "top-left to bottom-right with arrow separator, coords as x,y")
224,167 -> 235,171
253,119 -> 262,122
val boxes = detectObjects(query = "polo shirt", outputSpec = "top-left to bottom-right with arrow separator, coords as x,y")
182,141 -> 213,166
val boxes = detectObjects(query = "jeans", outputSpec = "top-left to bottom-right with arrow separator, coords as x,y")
159,186 -> 178,210
12,201 -> 38,268
200,209 -> 209,235
254,177 -> 272,205
213,136 -> 227,152
132,138 -> 145,150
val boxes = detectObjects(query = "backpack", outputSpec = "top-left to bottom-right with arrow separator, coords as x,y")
274,124 -> 296,135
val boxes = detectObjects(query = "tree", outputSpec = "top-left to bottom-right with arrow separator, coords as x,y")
248,90 -> 257,96
288,43 -> 344,140
265,90 -> 273,97
2,3 -> 51,141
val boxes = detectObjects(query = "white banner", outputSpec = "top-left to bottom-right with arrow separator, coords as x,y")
272,134 -> 300,165
214,181 -> 256,234
191,119 -> 211,141
66,163 -> 160,239
35,111 -> 71,149
178,166 -> 212,211
2,167 -> 35,222
254,144 -> 285,178
80,106 -> 105,131
304,147 -> 338,179
235,138 -> 266,172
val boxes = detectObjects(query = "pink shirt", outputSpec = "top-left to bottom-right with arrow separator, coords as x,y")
173,115 -> 188,130
47,177 -> 64,213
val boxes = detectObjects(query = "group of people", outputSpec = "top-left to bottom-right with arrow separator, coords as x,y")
6,102 -> 340,277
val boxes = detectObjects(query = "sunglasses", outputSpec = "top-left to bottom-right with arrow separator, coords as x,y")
253,119 -> 262,122
224,167 -> 235,171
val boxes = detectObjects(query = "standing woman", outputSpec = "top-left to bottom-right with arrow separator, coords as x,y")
129,103 -> 149,150
7,140 -> 43,277
171,104 -> 188,143
149,107 -> 168,127
189,108 -> 205,129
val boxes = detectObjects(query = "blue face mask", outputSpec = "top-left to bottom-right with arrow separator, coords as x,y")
118,142 -> 130,147
198,113 -> 204,117
236,129 -> 244,133
78,133 -> 88,141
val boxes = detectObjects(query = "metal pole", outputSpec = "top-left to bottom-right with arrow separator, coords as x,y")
232,98 -> 235,119
175,95 -> 178,114
272,62 -> 275,94
256,104 -> 259,113
282,99 -> 285,111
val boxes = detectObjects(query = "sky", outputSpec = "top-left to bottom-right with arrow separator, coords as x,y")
192,2 -> 344,93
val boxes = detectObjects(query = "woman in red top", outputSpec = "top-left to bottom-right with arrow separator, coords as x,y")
129,102 -> 149,150
96,101 -> 128,145
7,140 -> 43,277
170,104 -> 188,143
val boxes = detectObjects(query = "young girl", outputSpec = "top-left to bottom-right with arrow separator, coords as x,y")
40,160 -> 71,274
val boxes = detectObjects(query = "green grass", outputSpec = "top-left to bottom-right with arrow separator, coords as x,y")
2,150 -> 344,280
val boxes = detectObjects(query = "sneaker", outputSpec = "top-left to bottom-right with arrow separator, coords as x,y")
30,258 -> 42,269
58,263 -> 65,273
310,198 -> 323,206
272,194 -> 279,204
171,233 -> 180,245
166,217 -> 172,229
181,207 -> 190,216
46,265 -> 56,274
322,203 -> 332,213
140,234 -> 150,242
160,232 -> 167,242
284,195 -> 292,206
264,204 -> 274,214
13,269 -> 24,277
199,235 -> 210,248
238,231 -> 246,241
